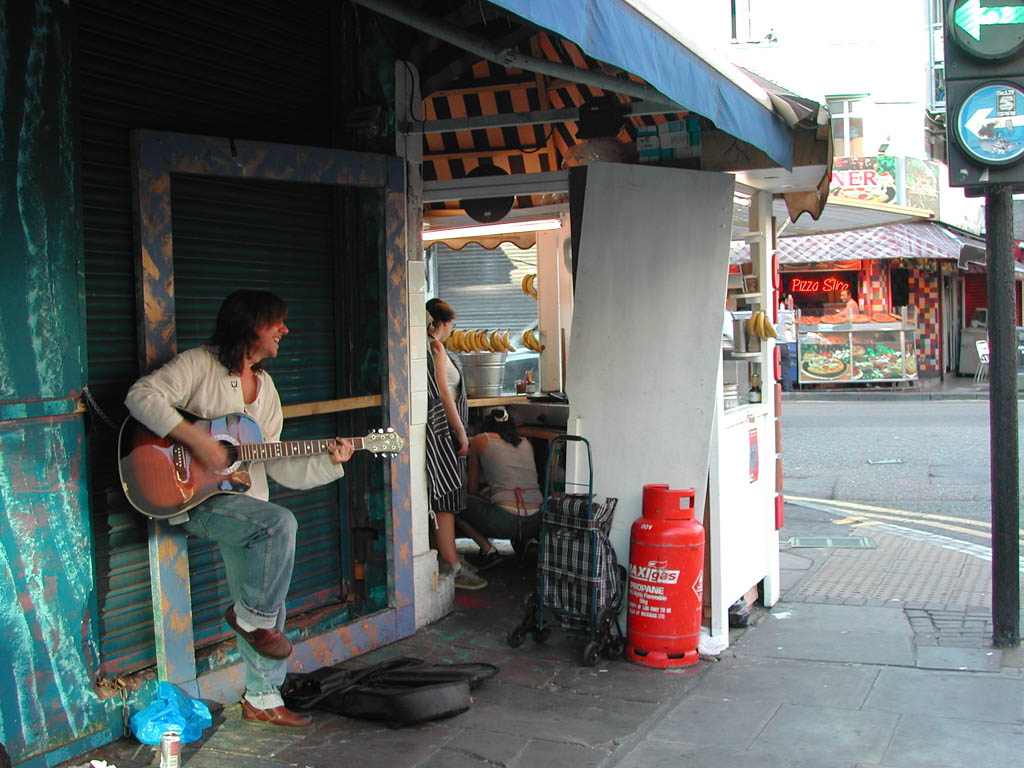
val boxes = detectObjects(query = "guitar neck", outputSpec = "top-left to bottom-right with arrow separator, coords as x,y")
236,437 -> 364,463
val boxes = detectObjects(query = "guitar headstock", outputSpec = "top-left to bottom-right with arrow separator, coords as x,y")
364,428 -> 405,457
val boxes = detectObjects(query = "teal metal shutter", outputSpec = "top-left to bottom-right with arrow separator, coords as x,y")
76,0 -> 366,674
169,174 -> 346,649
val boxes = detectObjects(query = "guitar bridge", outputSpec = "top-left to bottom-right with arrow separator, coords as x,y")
173,443 -> 189,483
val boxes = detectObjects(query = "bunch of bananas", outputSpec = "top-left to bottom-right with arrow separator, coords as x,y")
521,273 -> 538,299
746,310 -> 777,340
521,329 -> 545,352
445,329 -> 516,353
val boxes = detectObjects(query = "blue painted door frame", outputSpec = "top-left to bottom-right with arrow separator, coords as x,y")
129,129 -> 414,700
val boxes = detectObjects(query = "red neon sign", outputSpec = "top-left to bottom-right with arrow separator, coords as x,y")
790,276 -> 850,293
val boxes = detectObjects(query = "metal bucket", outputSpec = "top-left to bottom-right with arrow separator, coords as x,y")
459,352 -> 507,397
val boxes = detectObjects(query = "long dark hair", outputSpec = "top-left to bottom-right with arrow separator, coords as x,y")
208,290 -> 288,374
482,407 -> 521,446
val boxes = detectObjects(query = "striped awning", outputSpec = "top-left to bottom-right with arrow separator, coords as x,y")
730,222 -> 984,265
487,0 -> 793,167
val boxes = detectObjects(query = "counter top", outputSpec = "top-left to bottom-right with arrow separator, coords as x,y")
468,395 -> 530,407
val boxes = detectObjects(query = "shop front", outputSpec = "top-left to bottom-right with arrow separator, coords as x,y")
2,2 -> 830,765
733,219 -> 986,388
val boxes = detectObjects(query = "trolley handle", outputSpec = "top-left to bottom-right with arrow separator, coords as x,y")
544,434 -> 595,506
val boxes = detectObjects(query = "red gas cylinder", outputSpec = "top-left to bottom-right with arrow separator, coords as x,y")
626,486 -> 705,668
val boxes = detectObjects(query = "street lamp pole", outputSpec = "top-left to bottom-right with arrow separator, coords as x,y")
984,185 -> 1020,648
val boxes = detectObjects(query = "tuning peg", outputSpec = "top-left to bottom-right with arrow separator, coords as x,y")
386,427 -> 394,433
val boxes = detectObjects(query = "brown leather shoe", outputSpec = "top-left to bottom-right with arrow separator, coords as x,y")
224,606 -> 292,659
242,699 -> 312,727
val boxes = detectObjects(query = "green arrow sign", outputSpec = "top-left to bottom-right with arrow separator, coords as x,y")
954,0 -> 1024,42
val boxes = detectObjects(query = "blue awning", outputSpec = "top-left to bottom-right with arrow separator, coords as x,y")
487,0 -> 793,169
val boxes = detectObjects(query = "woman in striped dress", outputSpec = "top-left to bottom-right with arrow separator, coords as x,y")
425,298 -> 488,589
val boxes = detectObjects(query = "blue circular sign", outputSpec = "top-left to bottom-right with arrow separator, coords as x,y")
953,81 -> 1024,166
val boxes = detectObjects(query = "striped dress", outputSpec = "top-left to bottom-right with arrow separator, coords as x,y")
425,342 -> 468,514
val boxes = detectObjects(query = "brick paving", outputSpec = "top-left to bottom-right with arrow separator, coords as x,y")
784,526 -> 1023,649
787,531 -> 993,608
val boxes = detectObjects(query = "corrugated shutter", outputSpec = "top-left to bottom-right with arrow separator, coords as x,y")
169,174 -> 345,649
433,243 -> 539,331
964,274 -> 987,326
77,0 -> 350,674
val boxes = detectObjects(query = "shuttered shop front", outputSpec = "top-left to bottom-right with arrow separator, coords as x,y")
77,1 -> 381,674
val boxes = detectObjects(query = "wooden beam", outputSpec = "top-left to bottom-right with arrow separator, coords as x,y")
282,394 -> 384,419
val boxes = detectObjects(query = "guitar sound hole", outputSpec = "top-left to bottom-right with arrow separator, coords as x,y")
222,443 -> 240,464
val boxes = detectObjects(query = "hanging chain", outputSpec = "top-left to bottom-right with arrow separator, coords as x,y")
81,386 -> 121,432
97,675 -> 131,737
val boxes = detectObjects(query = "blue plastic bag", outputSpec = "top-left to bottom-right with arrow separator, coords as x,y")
129,682 -> 212,745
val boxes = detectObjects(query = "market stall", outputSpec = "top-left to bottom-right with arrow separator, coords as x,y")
795,307 -> 919,385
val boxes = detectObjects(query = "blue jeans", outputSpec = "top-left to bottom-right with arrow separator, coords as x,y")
183,493 -> 297,699
463,495 -> 541,542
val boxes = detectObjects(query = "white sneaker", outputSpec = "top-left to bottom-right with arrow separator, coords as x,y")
453,562 -> 487,590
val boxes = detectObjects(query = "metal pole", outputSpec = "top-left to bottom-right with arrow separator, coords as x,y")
985,185 -> 1020,648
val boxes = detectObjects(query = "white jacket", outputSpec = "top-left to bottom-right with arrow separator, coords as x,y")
124,346 -> 344,500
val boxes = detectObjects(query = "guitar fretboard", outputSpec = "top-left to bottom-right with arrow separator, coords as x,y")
237,437 -> 365,462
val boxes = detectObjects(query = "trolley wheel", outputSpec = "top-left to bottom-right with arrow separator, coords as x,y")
532,626 -> 551,644
606,637 -> 626,658
507,626 -> 527,648
582,640 -> 603,667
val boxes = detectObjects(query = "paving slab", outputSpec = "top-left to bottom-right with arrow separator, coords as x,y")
548,654 -> 703,702
409,729 -> 530,768
863,667 -> 1024,723
881,712 -> 1024,768
610,739 -> 860,768
453,678 -> 660,748
779,550 -> 815,570
733,603 -> 916,666
751,702 -> 899,765
915,644 -> 1002,672
644,694 -> 780,747
275,715 -> 457,768
514,737 -> 610,768
683,655 -> 878,709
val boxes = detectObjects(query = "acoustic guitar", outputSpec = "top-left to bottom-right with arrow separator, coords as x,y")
118,409 -> 404,520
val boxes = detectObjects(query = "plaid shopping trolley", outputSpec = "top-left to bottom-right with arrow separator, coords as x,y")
506,435 -> 626,666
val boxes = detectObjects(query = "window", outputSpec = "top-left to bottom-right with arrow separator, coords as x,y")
730,0 -> 776,43
928,0 -> 945,110
827,96 -> 867,157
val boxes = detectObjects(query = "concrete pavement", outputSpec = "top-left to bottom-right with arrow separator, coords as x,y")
66,504 -> 1023,768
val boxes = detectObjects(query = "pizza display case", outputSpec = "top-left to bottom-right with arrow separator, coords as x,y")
796,307 -> 919,385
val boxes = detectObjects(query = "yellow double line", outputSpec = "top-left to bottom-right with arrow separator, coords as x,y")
787,495 -> 1024,547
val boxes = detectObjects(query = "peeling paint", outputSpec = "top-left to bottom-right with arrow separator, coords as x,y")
0,418 -> 99,757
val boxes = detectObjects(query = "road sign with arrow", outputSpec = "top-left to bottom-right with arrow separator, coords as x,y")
953,82 -> 1024,165
944,0 -> 1024,190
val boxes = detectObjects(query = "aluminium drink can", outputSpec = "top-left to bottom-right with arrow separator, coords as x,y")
159,731 -> 181,768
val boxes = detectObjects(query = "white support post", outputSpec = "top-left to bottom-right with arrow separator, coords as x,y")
396,61 -> 453,626
536,220 -> 571,393
750,190 -> 780,608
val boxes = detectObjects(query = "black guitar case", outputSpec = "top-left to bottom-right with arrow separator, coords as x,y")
281,657 -> 498,728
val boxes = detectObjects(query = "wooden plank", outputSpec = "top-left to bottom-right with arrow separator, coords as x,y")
282,395 -> 383,419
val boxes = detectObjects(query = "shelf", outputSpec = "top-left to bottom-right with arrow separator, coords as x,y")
733,231 -> 765,244
728,292 -> 763,300
724,351 -> 761,360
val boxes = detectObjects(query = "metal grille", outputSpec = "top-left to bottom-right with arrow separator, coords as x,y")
77,0 -> 348,673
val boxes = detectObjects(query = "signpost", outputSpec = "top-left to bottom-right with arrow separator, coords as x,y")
944,0 -> 1021,648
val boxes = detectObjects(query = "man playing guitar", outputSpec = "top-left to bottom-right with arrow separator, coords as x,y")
125,289 -> 354,728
